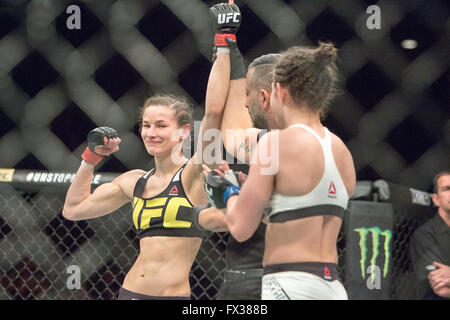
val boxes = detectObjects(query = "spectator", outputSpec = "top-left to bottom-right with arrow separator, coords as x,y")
410,171 -> 450,299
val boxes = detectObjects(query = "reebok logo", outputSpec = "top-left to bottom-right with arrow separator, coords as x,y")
324,266 -> 331,280
169,185 -> 178,195
218,12 -> 240,24
328,181 -> 336,198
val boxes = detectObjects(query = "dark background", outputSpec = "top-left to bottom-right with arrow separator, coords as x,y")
0,0 -> 448,191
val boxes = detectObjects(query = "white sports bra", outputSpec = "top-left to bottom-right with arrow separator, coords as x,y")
268,124 -> 349,222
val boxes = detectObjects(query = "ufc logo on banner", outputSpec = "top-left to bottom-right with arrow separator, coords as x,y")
218,12 -> 240,24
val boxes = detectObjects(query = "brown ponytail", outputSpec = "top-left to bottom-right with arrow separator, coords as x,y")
314,42 -> 337,70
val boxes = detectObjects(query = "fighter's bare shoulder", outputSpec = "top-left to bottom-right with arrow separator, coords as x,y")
112,169 -> 147,200
329,131 -> 356,195
329,131 -> 353,160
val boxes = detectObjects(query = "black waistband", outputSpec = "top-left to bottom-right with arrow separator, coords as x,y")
138,228 -> 204,240
118,287 -> 190,300
269,205 -> 345,222
263,262 -> 341,282
223,268 -> 264,281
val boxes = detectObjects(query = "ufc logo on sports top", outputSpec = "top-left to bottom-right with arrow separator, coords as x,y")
218,12 -> 240,24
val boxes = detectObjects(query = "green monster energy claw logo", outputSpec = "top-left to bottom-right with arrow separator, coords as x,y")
354,227 -> 392,284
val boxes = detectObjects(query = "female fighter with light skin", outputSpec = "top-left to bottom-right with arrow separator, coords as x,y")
62,46 -> 230,298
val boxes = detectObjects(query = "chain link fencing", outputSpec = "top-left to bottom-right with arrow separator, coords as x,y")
0,0 -> 448,299
0,182 -> 230,300
0,181 -> 343,300
0,178 -> 435,300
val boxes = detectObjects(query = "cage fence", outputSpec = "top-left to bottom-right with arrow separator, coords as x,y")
0,0 -> 448,300
0,182 -> 229,300
0,179 -> 436,299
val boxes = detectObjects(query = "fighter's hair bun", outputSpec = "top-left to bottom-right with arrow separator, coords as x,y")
315,42 -> 337,68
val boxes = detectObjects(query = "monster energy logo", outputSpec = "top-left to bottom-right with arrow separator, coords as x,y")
354,227 -> 392,284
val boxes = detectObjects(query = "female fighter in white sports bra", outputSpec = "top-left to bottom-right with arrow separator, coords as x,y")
206,42 -> 356,300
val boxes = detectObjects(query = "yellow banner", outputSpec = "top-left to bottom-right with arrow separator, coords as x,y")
0,168 -> 15,182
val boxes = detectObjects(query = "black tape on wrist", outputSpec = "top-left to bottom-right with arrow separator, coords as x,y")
228,40 -> 246,80
192,203 -> 212,231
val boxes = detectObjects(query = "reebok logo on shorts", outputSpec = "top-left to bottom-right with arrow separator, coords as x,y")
324,266 -> 332,280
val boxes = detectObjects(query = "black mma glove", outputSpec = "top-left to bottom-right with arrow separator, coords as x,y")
81,127 -> 119,167
209,2 -> 241,47
204,170 -> 241,209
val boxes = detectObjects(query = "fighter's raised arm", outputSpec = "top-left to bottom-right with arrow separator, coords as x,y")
62,127 -> 140,221
220,37 -> 258,165
220,38 -> 281,165
183,0 -> 241,202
